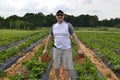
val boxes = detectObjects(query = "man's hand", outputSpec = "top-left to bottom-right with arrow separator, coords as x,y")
77,49 -> 84,59
43,49 -> 47,54
78,49 -> 83,54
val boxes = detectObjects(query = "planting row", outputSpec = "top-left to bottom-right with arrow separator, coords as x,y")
0,30 -> 41,46
8,40 -> 106,80
0,32 -> 48,63
72,40 -> 106,80
76,32 -> 120,78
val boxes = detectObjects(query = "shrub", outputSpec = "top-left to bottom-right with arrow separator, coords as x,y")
98,27 -> 108,31
115,24 -> 120,28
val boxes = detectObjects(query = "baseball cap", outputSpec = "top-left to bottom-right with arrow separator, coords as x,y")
56,10 -> 64,15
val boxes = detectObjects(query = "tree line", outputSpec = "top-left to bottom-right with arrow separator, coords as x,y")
0,12 -> 120,29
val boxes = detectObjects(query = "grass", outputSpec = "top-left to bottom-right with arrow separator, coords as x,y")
0,29 -> 49,46
74,27 -> 120,32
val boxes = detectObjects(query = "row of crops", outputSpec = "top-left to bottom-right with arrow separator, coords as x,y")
0,30 -> 49,62
71,40 -> 106,80
0,29 -> 49,77
0,29 -> 119,80
0,30 -> 40,46
76,32 -> 120,78
8,40 -> 49,80
8,39 -> 106,80
8,44 -> 48,80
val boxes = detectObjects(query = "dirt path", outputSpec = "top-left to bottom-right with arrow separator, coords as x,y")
49,65 -> 70,80
79,42 -> 120,80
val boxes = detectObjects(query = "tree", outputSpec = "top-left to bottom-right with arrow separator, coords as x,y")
0,16 -> 4,29
0,12 -> 120,29
45,13 -> 56,27
65,14 -> 76,26
89,15 -> 99,27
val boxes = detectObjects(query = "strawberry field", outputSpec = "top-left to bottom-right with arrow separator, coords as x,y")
0,28 -> 120,80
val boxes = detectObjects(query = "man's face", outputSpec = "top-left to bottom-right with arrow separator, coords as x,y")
56,13 -> 64,22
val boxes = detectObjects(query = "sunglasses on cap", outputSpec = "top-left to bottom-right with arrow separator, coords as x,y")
56,13 -> 64,16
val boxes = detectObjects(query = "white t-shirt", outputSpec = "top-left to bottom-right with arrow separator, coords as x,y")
50,21 -> 74,49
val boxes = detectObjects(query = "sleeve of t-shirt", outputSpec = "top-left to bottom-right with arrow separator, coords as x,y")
68,23 -> 74,35
50,25 -> 53,35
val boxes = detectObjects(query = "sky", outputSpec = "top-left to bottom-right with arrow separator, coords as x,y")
0,0 -> 120,20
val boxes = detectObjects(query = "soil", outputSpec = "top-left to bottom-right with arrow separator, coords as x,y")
49,65 -> 71,80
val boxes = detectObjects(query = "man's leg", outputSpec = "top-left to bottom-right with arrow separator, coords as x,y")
63,48 -> 74,80
53,47 -> 62,80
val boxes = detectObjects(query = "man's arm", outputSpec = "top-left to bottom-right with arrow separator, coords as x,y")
43,34 -> 53,54
71,33 -> 83,54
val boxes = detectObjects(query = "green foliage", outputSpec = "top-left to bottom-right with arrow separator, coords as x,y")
0,13 -> 120,29
74,58 -> 106,80
8,74 -> 24,80
10,41 -> 47,79
71,37 -> 106,80
0,30 -> 49,63
115,23 -> 120,28
76,32 -> 120,73
0,30 -> 40,46
98,27 -> 108,31
0,29 -> 119,79
10,20 -> 33,29
0,71 -> 6,78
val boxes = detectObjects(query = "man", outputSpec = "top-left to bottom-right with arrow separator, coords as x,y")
43,10 -> 83,80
